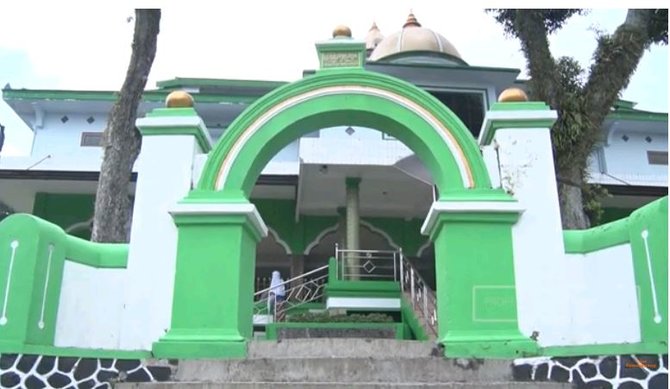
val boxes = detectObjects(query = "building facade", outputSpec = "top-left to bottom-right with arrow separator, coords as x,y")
0,14 -> 667,389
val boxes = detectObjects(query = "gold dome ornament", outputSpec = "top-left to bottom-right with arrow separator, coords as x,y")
332,25 -> 352,38
165,91 -> 194,108
498,88 -> 529,103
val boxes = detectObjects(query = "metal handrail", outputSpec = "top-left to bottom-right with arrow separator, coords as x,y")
254,264 -> 329,323
334,243 -> 401,281
400,256 -> 438,339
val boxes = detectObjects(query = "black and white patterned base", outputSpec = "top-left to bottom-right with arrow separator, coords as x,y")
513,354 -> 668,389
0,353 -> 172,388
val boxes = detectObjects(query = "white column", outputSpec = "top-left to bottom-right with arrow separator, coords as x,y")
481,107 -> 575,346
119,113 -> 211,350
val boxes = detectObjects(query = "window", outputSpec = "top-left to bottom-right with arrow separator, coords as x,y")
647,151 -> 668,165
80,132 -> 103,147
427,90 -> 486,137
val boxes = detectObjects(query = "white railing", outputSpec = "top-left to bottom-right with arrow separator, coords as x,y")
253,265 -> 329,323
400,256 -> 438,339
334,243 -> 401,281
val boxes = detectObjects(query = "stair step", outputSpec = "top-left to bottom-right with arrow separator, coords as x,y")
116,382 -> 572,389
174,357 -> 518,383
247,339 -> 440,359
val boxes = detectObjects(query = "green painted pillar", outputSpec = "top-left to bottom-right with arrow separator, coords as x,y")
345,177 -> 361,280
422,195 -> 539,358
152,201 -> 267,358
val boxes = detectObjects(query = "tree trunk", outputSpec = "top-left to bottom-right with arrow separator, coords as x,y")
557,166 -> 590,229
91,9 -> 161,243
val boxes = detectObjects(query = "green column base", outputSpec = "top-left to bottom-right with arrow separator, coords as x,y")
441,330 -> 540,358
152,329 -> 248,359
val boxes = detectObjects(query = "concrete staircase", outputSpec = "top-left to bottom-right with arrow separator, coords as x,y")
116,339 -> 570,389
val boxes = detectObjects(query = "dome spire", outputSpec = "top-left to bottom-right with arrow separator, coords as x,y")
403,10 -> 421,28
365,21 -> 384,54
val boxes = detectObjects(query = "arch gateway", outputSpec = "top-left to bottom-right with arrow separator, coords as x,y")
0,22 -> 666,382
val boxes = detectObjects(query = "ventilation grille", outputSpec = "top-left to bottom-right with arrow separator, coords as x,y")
647,151 -> 668,165
80,132 -> 103,147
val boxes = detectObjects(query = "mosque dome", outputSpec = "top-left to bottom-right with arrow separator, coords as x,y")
369,12 -> 466,66
365,22 -> 384,51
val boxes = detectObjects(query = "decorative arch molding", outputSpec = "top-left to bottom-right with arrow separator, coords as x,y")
266,227 -> 292,255
65,217 -> 93,235
303,223 -> 339,255
197,69 -> 491,199
303,220 -> 402,256
359,220 -> 401,250
416,240 -> 433,258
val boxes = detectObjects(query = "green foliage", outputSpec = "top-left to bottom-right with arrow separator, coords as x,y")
648,9 -> 668,45
486,9 -> 584,36
287,312 -> 394,323
550,57 -> 596,173
583,184 -> 610,226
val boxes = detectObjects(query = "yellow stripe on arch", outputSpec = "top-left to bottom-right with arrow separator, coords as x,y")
214,85 -> 475,190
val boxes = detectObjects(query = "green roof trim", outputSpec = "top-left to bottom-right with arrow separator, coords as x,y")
156,77 -> 288,90
607,110 -> 667,122
2,89 -> 259,105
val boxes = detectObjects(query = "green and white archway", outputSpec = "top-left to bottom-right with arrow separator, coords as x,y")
197,69 -> 491,198
153,68 -> 535,359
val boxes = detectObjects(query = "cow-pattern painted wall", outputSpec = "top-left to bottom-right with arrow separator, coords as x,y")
513,354 -> 668,388
0,353 -> 170,388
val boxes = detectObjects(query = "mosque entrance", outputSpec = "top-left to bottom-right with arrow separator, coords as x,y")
153,66 -> 533,359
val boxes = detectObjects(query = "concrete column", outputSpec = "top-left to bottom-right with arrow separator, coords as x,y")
336,207 -> 346,249
345,177 -> 361,280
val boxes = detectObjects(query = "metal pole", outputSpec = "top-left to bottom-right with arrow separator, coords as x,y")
399,253 -> 404,292
410,267 -> 415,307
393,252 -> 398,281
335,243 -> 340,280
423,284 -> 428,319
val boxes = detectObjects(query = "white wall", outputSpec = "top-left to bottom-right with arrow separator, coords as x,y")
563,244 -> 641,345
31,113 -> 107,158
119,133 -> 201,351
54,262 -> 126,349
301,126 -> 414,166
494,127 -> 572,346
602,132 -> 668,183
494,126 -> 642,347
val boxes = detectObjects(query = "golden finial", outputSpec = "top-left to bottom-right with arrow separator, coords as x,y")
332,25 -> 352,38
403,11 -> 421,28
498,88 -> 529,103
165,90 -> 194,108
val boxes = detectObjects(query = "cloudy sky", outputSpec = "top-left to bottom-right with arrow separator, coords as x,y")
1,3 -> 667,155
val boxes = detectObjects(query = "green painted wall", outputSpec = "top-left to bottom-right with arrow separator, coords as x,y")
0,213 -> 128,355
600,207 -> 635,225
252,198 -> 428,257
32,193 -> 95,240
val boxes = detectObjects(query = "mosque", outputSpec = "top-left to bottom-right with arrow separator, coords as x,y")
0,13 -> 667,388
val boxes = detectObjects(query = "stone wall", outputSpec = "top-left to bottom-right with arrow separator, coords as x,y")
514,354 -> 668,388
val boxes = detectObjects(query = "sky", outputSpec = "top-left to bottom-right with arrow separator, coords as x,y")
0,3 -> 668,156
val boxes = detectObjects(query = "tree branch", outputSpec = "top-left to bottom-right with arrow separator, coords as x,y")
513,10 -> 559,105
583,9 -> 652,127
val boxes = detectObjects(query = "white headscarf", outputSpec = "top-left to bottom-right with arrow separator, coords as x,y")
270,271 -> 285,297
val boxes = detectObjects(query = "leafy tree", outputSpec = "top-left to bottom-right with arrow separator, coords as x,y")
488,9 -> 667,229
92,9 -> 161,242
